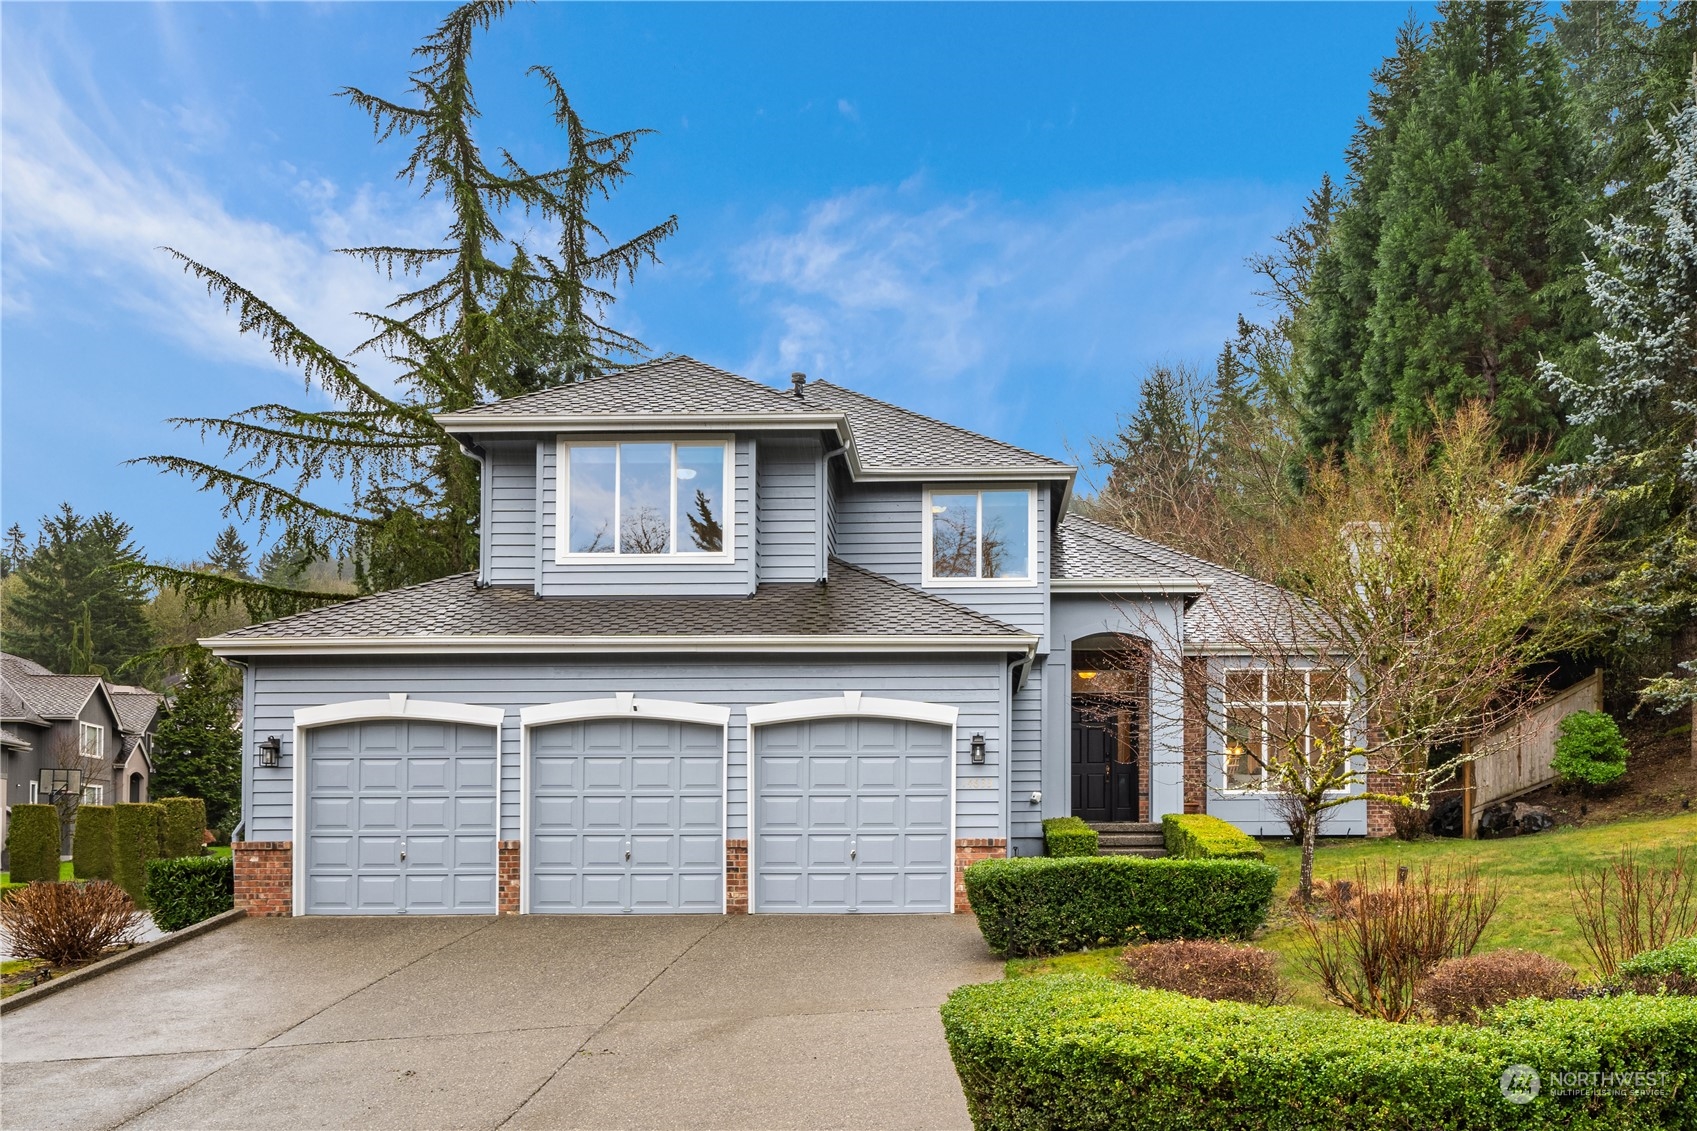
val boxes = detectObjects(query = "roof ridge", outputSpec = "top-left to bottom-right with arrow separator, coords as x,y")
809,380 -> 1069,468
228,572 -> 473,636
459,355 -> 807,416
825,556 -> 1027,635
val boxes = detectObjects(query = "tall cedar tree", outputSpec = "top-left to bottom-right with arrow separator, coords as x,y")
1360,1 -> 1586,449
3,505 -> 153,677
149,651 -> 244,833
132,0 -> 675,617
1544,76 -> 1697,763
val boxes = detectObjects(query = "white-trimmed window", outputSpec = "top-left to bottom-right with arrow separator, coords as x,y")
82,784 -> 104,805
923,487 -> 1035,584
556,438 -> 732,560
28,781 -> 39,804
78,722 -> 103,760
1222,668 -> 1349,792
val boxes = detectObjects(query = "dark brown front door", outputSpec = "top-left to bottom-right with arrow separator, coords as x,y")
1071,704 -> 1138,823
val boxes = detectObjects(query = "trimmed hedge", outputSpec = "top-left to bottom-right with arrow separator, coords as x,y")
1042,816 -> 1099,857
1162,813 -> 1265,860
112,803 -> 165,907
963,855 -> 1278,956
5,804 -> 61,884
1621,935 -> 1697,990
72,804 -> 116,882
942,974 -> 1697,1131
158,797 -> 208,859
144,856 -> 234,932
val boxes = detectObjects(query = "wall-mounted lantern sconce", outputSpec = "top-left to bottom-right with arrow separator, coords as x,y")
256,735 -> 282,769
970,733 -> 986,764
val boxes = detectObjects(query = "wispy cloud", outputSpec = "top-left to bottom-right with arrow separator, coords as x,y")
729,181 -> 1296,442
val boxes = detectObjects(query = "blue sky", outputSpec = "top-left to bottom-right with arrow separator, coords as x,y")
1,2 -> 1430,564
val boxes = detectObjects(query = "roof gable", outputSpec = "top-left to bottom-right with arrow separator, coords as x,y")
802,381 -> 1071,476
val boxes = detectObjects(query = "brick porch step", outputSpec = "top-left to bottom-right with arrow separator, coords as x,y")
1084,821 -> 1167,858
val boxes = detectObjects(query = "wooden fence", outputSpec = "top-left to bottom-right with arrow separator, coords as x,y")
1462,671 -> 1602,834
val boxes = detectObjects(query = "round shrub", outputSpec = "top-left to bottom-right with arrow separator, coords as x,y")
145,856 -> 234,932
942,974 -> 1697,1131
1552,710 -> 1629,790
1416,949 -> 1578,1023
1119,939 -> 1284,1005
112,803 -> 165,907
0,880 -> 142,966
158,796 -> 208,859
72,804 -> 116,882
1619,935 -> 1697,996
5,804 -> 62,884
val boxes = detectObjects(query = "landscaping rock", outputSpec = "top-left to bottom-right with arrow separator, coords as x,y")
1511,802 -> 1555,835
1475,800 -> 1556,838
1428,797 -> 1464,838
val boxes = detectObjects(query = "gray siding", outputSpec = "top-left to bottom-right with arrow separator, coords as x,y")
485,441 -> 536,587
756,435 -> 825,583
1010,658 -> 1045,850
537,437 -> 756,597
244,654 -> 1008,844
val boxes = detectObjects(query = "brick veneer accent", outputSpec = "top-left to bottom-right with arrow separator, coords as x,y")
1182,655 -> 1208,814
233,841 -> 293,917
1365,768 -> 1401,838
954,838 -> 1007,913
725,839 -> 749,913
498,841 -> 521,915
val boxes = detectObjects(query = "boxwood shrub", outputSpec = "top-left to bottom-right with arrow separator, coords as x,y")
1621,935 -> 1697,994
1552,710 -> 1629,790
158,796 -> 208,859
5,804 -> 61,884
1162,813 -> 1264,860
942,974 -> 1697,1131
963,855 -> 1277,956
112,803 -> 165,907
72,804 -> 116,882
144,856 -> 234,932
1042,816 -> 1098,857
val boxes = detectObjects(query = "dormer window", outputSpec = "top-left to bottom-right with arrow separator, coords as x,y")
923,487 -> 1035,585
557,438 -> 731,560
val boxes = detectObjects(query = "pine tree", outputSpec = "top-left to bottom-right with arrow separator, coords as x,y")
149,651 -> 243,832
131,0 -> 676,615
3,505 -> 154,676
1359,1 -> 1586,449
1544,74 -> 1697,763
205,526 -> 252,578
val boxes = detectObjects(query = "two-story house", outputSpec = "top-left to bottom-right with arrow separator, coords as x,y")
208,357 -> 1366,918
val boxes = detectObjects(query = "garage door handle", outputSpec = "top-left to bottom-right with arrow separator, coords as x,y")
624,849 -> 631,861
399,841 -> 407,862
849,846 -> 857,860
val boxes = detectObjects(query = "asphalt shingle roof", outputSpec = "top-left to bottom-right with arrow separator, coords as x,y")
1052,515 -> 1206,582
0,654 -> 104,720
445,356 -> 821,419
108,689 -> 163,736
1,676 -> 48,727
209,560 -> 1031,647
801,381 -> 1072,473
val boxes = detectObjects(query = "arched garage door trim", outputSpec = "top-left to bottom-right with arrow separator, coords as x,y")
292,695 -> 507,917
518,696 -> 731,915
745,692 -> 959,913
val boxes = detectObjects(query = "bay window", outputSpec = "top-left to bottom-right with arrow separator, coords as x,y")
925,487 -> 1034,583
558,439 -> 730,559
1221,668 -> 1349,791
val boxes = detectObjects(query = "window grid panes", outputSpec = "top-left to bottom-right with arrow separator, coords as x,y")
563,441 -> 727,557
1221,669 -> 1349,792
928,489 -> 1031,581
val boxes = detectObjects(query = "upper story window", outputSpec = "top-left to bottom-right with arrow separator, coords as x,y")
79,721 -> 104,760
923,487 -> 1034,584
558,438 -> 731,560
1222,668 -> 1349,792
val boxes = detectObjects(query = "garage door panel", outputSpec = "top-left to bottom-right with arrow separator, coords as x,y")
630,835 -> 675,867
307,875 -> 353,910
678,873 -> 722,908
312,758 -> 355,791
357,836 -> 402,868
359,758 -> 403,791
450,874 -> 496,910
407,796 -> 450,829
679,796 -> 720,828
407,758 -> 451,791
358,797 -> 403,829
679,834 -> 721,866
581,873 -> 627,909
310,835 -> 353,868
531,872 -> 579,909
533,795 -> 579,830
404,835 -> 450,867
582,795 -> 629,828
454,796 -> 497,830
680,757 -> 720,789
630,873 -> 676,908
631,795 -> 677,827
454,757 -> 498,791
454,835 -> 496,869
754,717 -> 953,913
584,757 -> 629,789
311,797 -> 355,830
534,756 -> 579,789
356,874 -> 402,910
583,835 -> 627,866
632,757 -> 678,789
533,835 -> 577,867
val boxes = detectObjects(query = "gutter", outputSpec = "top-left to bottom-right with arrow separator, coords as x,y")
1050,577 -> 1211,595
202,633 -> 1040,659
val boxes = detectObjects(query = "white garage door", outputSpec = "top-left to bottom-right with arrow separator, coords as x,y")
527,717 -> 724,913
303,720 -> 499,915
754,717 -> 953,913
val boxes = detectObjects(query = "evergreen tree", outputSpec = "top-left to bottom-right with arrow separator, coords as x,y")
1360,1 -> 1586,448
3,505 -> 153,676
205,526 -> 252,578
132,0 -> 676,614
1543,75 -> 1697,763
1,524 -> 26,577
149,651 -> 243,832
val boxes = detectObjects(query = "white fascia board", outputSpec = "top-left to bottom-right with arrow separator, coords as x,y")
293,694 -> 507,730
435,413 -> 850,434
847,459 -> 1076,482
521,694 -> 730,729
1051,577 -> 1211,594
745,691 -> 959,727
205,633 -> 1038,657
1182,642 -> 1334,657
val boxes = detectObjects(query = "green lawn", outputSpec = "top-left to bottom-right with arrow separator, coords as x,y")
0,860 -> 75,885
207,845 -> 232,859
1007,811 -> 1697,1006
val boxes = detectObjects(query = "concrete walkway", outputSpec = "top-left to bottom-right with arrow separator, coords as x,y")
0,914 -> 1000,1130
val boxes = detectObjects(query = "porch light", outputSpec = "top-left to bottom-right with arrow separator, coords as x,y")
970,733 -> 986,764
256,735 -> 282,769
1076,670 -> 1098,680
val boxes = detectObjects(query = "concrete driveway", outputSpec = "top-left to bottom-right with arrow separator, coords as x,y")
0,914 -> 1000,1131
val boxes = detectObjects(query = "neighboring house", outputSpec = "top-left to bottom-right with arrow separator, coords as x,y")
205,357 -> 1365,919
1,653 -> 159,863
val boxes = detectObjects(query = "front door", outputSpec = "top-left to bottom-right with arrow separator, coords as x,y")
1071,705 -> 1138,822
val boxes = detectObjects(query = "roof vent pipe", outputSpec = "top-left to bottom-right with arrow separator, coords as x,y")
790,371 -> 806,398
